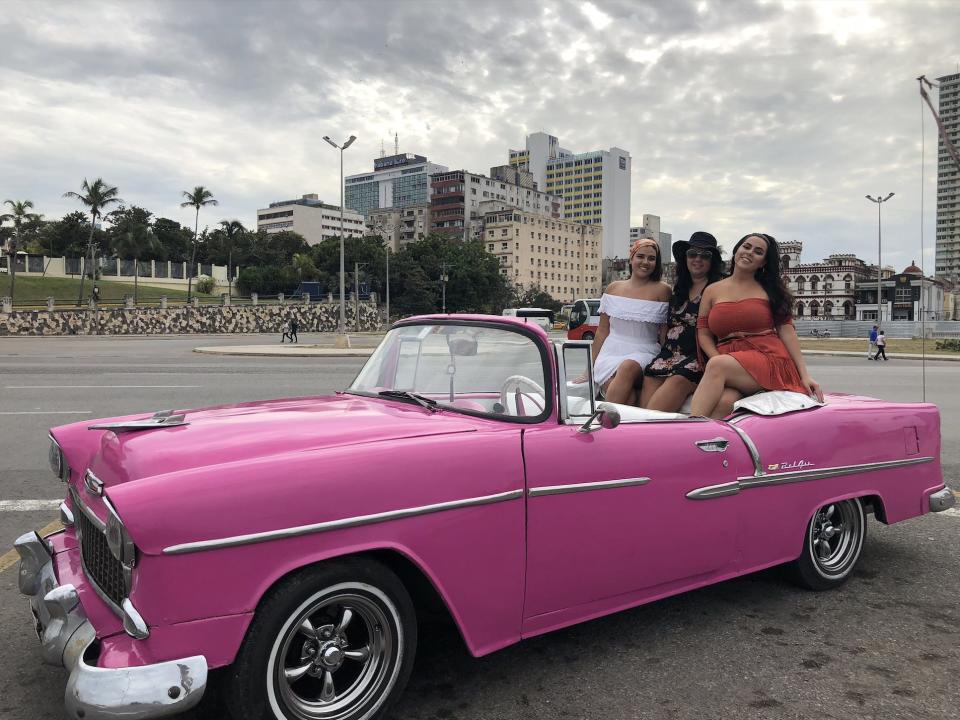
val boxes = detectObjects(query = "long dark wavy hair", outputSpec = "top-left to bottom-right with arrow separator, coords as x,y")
671,249 -> 723,309
730,233 -> 794,323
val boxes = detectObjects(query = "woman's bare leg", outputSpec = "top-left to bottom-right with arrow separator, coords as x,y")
646,375 -> 697,412
690,355 -> 761,418
638,376 -> 664,408
714,388 -> 744,419
605,360 -> 645,404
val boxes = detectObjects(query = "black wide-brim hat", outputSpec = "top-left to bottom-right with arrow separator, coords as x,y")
673,231 -> 720,265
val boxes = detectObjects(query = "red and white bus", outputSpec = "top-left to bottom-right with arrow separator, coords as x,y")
566,298 -> 601,340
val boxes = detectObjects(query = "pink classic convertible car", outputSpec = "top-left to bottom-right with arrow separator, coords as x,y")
16,315 -> 954,720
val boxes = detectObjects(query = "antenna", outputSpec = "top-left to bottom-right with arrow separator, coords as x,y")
380,138 -> 385,159
395,132 -> 399,155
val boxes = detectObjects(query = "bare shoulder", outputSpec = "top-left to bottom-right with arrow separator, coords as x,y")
604,280 -> 625,295
656,282 -> 672,301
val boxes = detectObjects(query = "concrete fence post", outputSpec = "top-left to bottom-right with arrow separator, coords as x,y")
1,296 -> 11,313
160,296 -> 168,309
92,297 -> 101,310
46,297 -> 55,311
278,293 -> 285,305
191,297 -> 199,308
327,292 -> 333,303
251,293 -> 258,306
221,293 -> 231,306
302,293 -> 310,305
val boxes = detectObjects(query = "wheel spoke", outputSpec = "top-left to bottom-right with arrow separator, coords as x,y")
825,504 -> 835,519
817,539 -> 832,559
337,607 -> 354,633
320,670 -> 336,703
344,645 -> 371,662
299,617 -> 320,639
284,662 -> 313,684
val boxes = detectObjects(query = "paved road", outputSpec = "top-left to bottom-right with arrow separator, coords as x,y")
0,334 -> 957,720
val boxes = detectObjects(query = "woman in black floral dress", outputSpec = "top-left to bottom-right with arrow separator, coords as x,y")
640,232 -> 723,411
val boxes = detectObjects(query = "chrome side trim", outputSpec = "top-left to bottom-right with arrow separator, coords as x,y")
727,423 -> 764,476
83,470 -> 104,497
686,456 -> 937,501
163,489 -> 524,555
529,477 -> 651,497
70,486 -> 106,533
686,481 -> 741,500
121,598 -> 150,640
739,456 -> 934,487
59,502 -> 75,527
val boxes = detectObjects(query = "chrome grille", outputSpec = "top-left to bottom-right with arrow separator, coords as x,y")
75,499 -> 127,607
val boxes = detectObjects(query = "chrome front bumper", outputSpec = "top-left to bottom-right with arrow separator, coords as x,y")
929,487 -> 956,513
15,531 -> 208,720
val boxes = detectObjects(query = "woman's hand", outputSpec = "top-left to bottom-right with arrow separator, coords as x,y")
802,374 -> 824,403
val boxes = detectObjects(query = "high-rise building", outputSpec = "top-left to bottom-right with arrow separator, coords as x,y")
630,215 -> 672,258
256,194 -> 365,245
508,132 -> 631,258
345,153 -> 449,216
430,168 -> 564,241
935,72 -> 960,282
367,204 -> 431,252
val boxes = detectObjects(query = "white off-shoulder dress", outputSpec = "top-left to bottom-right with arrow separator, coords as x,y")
593,293 -> 669,386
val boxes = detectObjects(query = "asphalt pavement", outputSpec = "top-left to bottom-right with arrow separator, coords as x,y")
0,333 -> 958,720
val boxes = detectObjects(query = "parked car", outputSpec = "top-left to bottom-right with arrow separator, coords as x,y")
16,314 -> 954,720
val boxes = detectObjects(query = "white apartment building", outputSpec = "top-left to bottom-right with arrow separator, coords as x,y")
345,153 -> 449,216
257,194 -> 365,245
935,72 -> 960,282
367,204 -> 431,252
482,208 -> 603,301
508,131 -> 631,258
430,167 -> 565,241
630,215 -> 672,258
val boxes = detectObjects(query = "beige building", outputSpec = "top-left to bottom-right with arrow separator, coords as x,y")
482,209 -> 602,301
367,204 -> 431,252
257,194 -> 365,245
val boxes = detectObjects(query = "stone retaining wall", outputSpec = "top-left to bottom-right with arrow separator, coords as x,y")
0,303 -> 380,336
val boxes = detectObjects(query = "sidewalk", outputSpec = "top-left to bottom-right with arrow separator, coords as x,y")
801,349 -> 960,362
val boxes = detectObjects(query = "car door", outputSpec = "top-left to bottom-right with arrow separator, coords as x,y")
521,416 -> 755,624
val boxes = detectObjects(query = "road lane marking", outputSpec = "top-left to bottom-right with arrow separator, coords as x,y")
0,519 -> 63,574
5,385 -> 202,389
0,500 -> 63,511
0,411 -> 92,415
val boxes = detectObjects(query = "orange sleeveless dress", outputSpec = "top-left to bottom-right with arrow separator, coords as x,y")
696,298 -> 806,394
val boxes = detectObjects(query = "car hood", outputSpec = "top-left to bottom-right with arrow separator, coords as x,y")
79,394 -> 480,489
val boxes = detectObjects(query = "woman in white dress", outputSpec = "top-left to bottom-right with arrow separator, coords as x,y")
591,239 -> 671,404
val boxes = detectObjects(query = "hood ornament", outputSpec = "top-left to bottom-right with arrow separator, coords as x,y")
88,409 -> 189,433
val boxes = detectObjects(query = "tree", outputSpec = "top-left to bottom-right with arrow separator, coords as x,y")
112,223 -> 159,305
514,285 -> 562,313
152,218 -> 193,262
0,199 -> 41,300
64,178 -> 122,305
292,252 -> 319,281
38,211 -> 92,259
218,220 -> 246,298
180,186 -> 218,302
105,206 -> 154,258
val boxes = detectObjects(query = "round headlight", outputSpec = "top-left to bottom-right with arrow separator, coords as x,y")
48,438 -> 63,479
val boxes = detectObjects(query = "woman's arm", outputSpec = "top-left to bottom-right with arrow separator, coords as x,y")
778,321 -> 824,401
696,286 -> 719,360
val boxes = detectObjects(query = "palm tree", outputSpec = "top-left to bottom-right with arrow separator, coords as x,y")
180,186 -> 218,302
219,220 -> 246,299
64,179 -> 122,305
0,199 -> 41,300
113,224 -> 158,305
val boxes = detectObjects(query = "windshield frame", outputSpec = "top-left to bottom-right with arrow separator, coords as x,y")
345,318 -> 555,424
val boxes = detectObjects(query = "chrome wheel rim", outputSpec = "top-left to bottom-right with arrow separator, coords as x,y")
809,500 -> 862,577
271,587 -> 398,720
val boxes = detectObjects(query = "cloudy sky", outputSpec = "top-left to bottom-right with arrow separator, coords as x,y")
2,0 -> 958,268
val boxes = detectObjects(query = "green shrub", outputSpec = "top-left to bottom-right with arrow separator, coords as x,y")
195,276 -> 216,294
934,339 -> 960,352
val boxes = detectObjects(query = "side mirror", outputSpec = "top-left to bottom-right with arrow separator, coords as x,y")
578,406 -> 621,433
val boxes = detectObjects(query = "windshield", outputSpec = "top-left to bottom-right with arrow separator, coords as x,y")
349,322 -> 550,421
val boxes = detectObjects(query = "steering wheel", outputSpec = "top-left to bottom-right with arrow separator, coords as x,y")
499,375 -> 546,416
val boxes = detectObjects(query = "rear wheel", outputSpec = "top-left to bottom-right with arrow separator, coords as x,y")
581,332 -> 595,341
789,498 -> 866,590
225,559 -> 417,720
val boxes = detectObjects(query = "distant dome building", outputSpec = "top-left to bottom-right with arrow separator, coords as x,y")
780,241 -> 873,320
902,261 -> 923,275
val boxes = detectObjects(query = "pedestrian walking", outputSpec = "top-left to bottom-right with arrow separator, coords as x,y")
875,330 -> 888,361
868,325 -> 878,359
280,321 -> 290,343
289,318 -> 299,344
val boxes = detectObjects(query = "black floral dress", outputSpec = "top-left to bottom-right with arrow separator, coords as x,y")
644,294 -> 704,382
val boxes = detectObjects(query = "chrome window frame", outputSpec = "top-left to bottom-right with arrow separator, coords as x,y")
555,340 -> 595,424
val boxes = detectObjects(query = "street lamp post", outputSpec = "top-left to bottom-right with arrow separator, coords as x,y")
323,134 -> 357,348
865,193 -> 894,325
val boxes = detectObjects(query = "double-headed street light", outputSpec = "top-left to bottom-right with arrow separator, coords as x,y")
865,192 -> 894,326
323,134 -> 356,347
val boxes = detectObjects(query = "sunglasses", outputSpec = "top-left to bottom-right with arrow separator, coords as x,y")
686,249 -> 714,260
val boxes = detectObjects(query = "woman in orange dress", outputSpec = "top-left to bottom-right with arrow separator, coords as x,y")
689,233 -> 823,419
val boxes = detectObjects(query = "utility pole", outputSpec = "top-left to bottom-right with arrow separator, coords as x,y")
865,193 -> 894,326
440,262 -> 451,314
323,134 -> 356,347
355,261 -> 360,332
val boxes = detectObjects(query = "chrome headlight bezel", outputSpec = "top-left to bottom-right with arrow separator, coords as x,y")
103,498 -> 137,568
47,435 -> 69,482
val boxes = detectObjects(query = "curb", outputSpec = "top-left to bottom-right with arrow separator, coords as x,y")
801,349 -> 960,362
193,346 -> 375,357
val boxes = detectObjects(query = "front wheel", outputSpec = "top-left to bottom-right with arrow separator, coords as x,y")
581,332 -> 595,341
788,498 -> 866,591
225,558 -> 417,720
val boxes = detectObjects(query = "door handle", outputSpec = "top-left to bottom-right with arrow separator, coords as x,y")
696,438 -> 729,452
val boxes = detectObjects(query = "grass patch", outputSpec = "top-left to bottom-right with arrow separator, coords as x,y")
5,275 -> 219,307
800,338 -> 960,354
